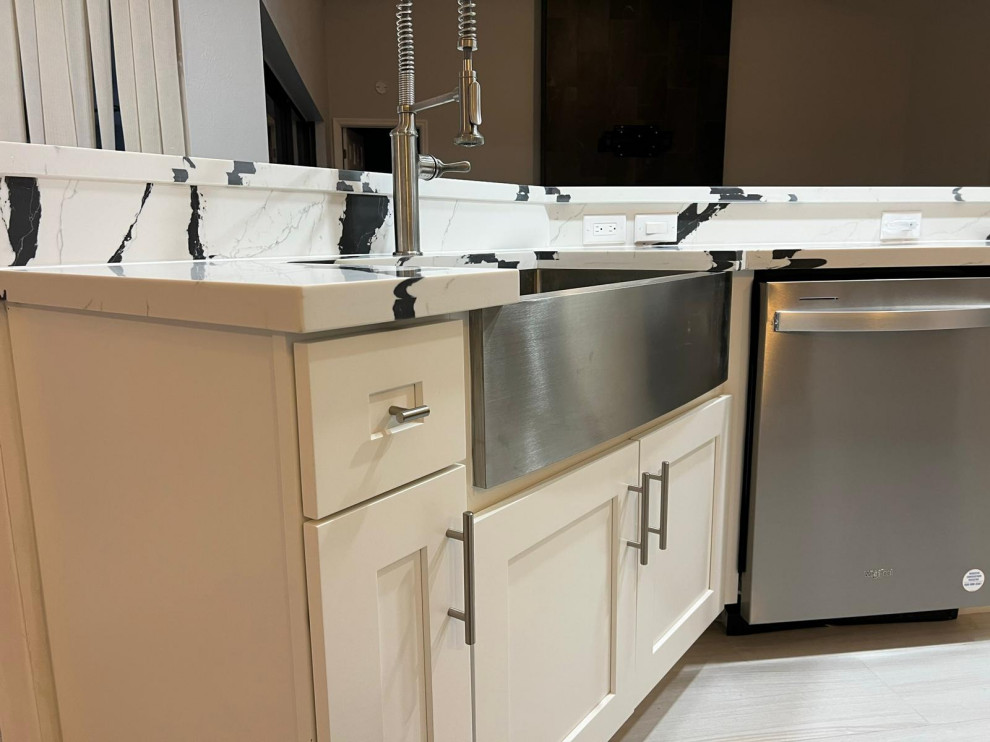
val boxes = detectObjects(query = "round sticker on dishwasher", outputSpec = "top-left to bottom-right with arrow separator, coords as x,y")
963,569 -> 985,592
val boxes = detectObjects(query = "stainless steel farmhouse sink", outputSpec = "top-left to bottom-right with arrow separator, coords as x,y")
470,269 -> 731,488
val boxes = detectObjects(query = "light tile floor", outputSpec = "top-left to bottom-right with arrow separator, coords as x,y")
611,612 -> 990,742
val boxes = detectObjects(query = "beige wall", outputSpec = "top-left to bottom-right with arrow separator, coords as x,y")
325,0 -> 539,184
724,0 -> 990,186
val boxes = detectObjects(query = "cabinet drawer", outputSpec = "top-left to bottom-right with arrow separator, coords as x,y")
295,320 -> 467,519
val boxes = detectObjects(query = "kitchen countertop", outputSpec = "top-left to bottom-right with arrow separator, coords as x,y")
0,259 -> 519,333
6,244 -> 990,333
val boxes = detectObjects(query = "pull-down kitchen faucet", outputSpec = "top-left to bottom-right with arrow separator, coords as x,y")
391,0 -> 484,256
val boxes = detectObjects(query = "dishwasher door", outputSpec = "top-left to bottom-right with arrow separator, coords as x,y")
743,276 -> 990,624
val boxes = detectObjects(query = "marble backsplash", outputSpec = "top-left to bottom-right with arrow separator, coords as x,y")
3,142 -> 990,268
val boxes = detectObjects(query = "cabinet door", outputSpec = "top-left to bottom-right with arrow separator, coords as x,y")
634,396 -> 730,695
473,442 -> 641,742
304,466 -> 471,742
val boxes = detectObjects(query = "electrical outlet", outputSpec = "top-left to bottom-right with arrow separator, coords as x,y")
583,215 -> 627,245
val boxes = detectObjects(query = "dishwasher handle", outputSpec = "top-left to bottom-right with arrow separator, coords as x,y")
774,306 -> 990,333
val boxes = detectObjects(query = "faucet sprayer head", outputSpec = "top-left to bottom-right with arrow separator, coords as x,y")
455,53 -> 484,147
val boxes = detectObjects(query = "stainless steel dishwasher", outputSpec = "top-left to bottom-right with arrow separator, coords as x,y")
743,276 -> 990,625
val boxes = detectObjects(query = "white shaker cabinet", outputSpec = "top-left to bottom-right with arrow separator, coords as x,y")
633,396 -> 730,695
472,441 -> 642,742
470,396 -> 730,742
304,466 -> 473,742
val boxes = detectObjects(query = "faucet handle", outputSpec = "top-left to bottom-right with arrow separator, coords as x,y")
419,155 -> 472,180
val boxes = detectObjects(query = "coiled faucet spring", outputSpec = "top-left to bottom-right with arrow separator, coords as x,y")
458,0 -> 478,50
397,0 -> 415,106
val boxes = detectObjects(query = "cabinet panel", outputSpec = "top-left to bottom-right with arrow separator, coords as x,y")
634,396 -> 730,696
9,308 -> 314,742
473,442 -> 640,742
304,466 -> 471,742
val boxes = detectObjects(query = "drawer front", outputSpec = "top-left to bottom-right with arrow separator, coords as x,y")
295,320 -> 467,519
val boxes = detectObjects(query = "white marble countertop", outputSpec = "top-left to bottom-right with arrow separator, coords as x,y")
7,243 -> 990,335
0,259 -> 520,333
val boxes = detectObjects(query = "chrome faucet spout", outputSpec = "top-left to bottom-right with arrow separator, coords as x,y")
391,0 -> 485,256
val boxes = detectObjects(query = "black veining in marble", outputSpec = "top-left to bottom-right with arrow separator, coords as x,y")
109,183 -> 154,263
516,185 -> 530,202
226,161 -> 257,186
770,248 -> 828,269
676,202 -> 729,242
338,194 -> 389,254
463,253 -> 521,269
707,250 -> 740,272
392,276 -> 423,319
711,186 -> 763,202
188,186 -> 205,259
3,176 -> 42,267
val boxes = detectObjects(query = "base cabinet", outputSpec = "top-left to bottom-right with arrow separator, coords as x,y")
304,466 -> 472,742
472,441 -> 641,742
303,396 -> 730,742
470,396 -> 730,741
633,396 -> 730,695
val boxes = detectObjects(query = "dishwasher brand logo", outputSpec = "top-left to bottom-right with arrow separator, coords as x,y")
865,568 -> 894,580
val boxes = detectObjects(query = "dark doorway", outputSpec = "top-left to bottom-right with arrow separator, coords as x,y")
542,0 -> 733,186
265,64 -> 317,167
340,127 -> 394,174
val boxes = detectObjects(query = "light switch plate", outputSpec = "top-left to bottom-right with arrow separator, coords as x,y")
583,215 -> 627,245
634,214 -> 679,244
881,211 -> 922,241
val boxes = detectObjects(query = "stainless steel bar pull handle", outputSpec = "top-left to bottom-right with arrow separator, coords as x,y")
774,306 -> 990,333
627,471 -> 665,566
389,404 -> 431,423
657,461 -> 671,551
446,511 -> 476,646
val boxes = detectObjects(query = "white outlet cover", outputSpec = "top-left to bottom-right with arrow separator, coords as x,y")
583,215 -> 627,245
881,211 -> 922,241
634,214 -> 679,244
